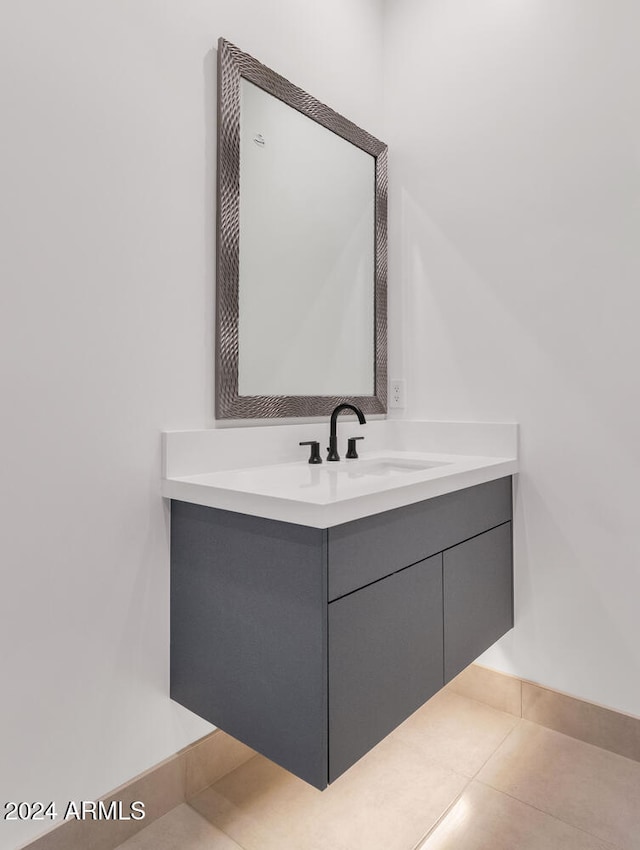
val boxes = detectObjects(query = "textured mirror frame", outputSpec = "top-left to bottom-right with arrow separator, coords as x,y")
216,38 -> 387,419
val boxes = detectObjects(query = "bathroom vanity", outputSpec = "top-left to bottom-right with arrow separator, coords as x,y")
163,42 -> 519,790
163,421 -> 517,789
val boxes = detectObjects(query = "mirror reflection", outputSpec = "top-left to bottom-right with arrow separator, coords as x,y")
238,80 -> 375,397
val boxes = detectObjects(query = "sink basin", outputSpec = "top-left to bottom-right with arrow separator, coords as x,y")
201,454 -> 451,500
334,457 -> 447,477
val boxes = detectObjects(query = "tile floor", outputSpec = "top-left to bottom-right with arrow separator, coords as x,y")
114,689 -> 640,850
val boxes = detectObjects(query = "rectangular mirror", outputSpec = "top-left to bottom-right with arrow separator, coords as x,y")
216,39 -> 387,419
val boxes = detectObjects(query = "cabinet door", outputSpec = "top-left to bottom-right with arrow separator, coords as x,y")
328,554 -> 443,783
443,522 -> 513,683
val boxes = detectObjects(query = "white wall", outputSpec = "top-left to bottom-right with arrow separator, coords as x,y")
0,2 -> 383,847
384,0 -> 640,716
5,2 -> 639,845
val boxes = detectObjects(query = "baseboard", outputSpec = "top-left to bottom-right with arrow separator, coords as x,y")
448,664 -> 640,763
18,730 -> 255,850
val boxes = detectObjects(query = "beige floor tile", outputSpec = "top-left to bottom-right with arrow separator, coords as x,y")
447,664 -> 522,717
416,781 -> 616,850
478,720 -> 640,850
114,804 -> 244,850
389,690 -> 518,777
191,734 -> 468,850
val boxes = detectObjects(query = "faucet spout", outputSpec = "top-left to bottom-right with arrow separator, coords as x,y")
327,403 -> 367,462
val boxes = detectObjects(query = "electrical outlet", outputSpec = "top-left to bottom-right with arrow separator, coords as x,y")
389,379 -> 406,409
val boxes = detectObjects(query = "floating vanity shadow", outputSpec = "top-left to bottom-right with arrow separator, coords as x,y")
170,477 -> 513,789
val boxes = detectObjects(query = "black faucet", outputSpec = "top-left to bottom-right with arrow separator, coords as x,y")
327,403 -> 366,461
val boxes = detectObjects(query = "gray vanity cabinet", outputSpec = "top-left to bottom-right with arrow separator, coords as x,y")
170,476 -> 513,791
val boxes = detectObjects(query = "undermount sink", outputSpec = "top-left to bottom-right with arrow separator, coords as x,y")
332,457 -> 447,477
203,453 -> 450,498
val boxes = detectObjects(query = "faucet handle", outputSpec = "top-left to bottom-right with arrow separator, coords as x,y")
299,441 -> 322,464
346,436 -> 365,459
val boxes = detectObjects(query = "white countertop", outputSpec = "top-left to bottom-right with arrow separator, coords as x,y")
161,420 -> 518,528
